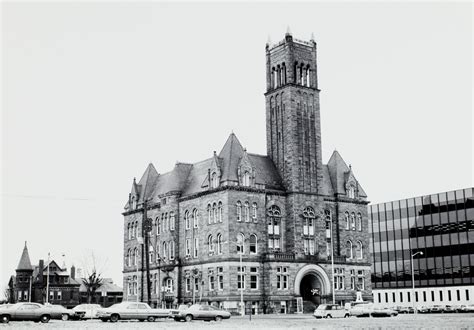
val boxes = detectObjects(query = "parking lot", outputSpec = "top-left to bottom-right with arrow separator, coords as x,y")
1,313 -> 474,329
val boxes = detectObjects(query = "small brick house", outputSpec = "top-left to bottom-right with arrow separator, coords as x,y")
122,32 -> 371,314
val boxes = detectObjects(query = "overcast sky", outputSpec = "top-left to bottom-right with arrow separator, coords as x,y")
1,2 -> 472,293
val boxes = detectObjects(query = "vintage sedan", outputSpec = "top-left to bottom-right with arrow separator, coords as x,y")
174,304 -> 231,322
371,307 -> 398,317
72,304 -> 102,320
43,304 -> 75,320
97,302 -> 173,322
0,303 -> 59,323
349,303 -> 374,317
313,304 -> 350,318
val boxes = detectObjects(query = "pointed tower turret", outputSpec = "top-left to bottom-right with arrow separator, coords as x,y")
16,241 -> 33,271
15,241 -> 33,302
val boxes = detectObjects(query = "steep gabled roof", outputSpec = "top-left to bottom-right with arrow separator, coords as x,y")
218,133 -> 245,183
327,150 -> 367,198
16,242 -> 33,271
247,153 -> 283,189
136,163 -> 159,203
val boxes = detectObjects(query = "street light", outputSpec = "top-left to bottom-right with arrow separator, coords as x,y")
411,251 -> 423,314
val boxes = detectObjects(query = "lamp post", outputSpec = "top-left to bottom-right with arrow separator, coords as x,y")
411,251 -> 423,314
45,253 -> 50,304
137,236 -> 144,303
330,219 -> 335,305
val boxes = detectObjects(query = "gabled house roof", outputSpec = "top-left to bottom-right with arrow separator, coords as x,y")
327,150 -> 367,198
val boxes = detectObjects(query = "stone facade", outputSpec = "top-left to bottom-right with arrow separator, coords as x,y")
122,32 -> 371,314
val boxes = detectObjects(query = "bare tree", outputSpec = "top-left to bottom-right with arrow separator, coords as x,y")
80,251 -> 108,304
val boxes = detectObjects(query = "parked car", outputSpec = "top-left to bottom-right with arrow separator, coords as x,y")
43,304 -> 75,321
396,306 -> 414,314
0,302 -> 57,323
313,304 -> 349,318
371,307 -> 398,317
97,302 -> 174,322
72,304 -> 102,320
444,305 -> 459,313
417,305 -> 430,313
174,304 -> 231,322
349,303 -> 373,317
430,305 -> 445,313
460,305 -> 474,313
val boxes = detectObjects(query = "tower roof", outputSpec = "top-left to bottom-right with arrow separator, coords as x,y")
16,241 -> 33,271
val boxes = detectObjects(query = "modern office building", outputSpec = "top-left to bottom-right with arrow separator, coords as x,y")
369,188 -> 473,307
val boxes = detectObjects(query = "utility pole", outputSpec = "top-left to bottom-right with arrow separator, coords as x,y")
143,199 -> 152,306
46,253 -> 50,304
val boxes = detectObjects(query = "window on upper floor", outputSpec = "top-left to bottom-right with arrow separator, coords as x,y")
208,234 -> 214,254
212,203 -> 217,224
170,241 -> 175,260
244,202 -> 250,222
237,233 -> 245,254
345,212 -> 350,230
162,242 -> 168,261
211,172 -> 219,189
348,185 -> 356,199
249,234 -> 257,254
207,204 -> 212,224
357,240 -> 363,259
357,213 -> 362,231
346,240 -> 353,259
184,210 -> 190,230
303,207 -> 315,236
149,245 -> 154,263
236,201 -> 242,222
252,203 -> 257,222
242,171 -> 251,187
350,212 -> 356,230
218,202 -> 223,223
193,209 -> 199,228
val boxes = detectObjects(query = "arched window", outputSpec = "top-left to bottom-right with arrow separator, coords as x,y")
161,214 -> 165,233
208,234 -> 214,253
252,203 -> 258,222
345,212 -> 350,230
237,233 -> 245,254
162,242 -> 168,261
170,212 -> 175,231
164,213 -> 169,232
218,202 -> 223,222
211,172 -> 219,189
127,249 -> 132,267
306,66 -> 310,87
242,171 -> 251,186
156,244 -> 161,262
282,62 -> 287,84
184,210 -> 190,230
303,207 -> 315,236
127,223 -> 131,240
244,202 -> 250,222
350,212 -> 356,230
133,247 -> 138,266
347,240 -> 353,259
267,205 -> 281,250
357,240 -> 363,259
170,241 -> 175,260
207,204 -> 212,224
348,185 -> 356,199
213,203 -> 217,223
149,245 -> 154,263
236,201 -> 242,222
357,213 -> 362,231
249,234 -> 257,254
216,233 -> 223,255
193,209 -> 199,228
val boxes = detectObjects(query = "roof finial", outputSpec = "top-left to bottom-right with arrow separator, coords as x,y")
133,177 -> 136,183
311,32 -> 315,41
24,241 -> 27,248
349,164 -> 352,170
213,150 -> 217,156
267,35 -> 271,46
286,26 -> 292,36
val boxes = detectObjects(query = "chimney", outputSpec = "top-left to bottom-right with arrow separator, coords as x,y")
70,265 -> 76,280
38,259 -> 44,285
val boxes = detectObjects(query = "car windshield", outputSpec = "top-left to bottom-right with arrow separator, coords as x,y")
109,303 -> 123,309
316,305 -> 327,310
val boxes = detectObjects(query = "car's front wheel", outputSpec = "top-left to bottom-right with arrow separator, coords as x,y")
0,315 -> 10,324
40,315 -> 51,323
147,316 -> 155,322
185,314 -> 193,322
62,314 -> 69,321
110,314 -> 119,323
215,315 -> 222,322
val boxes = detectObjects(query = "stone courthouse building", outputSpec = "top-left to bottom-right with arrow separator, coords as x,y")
122,32 -> 371,314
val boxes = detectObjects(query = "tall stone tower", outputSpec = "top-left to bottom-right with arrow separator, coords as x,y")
265,31 -> 323,193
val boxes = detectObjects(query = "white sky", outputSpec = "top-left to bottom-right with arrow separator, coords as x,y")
1,2 -> 472,294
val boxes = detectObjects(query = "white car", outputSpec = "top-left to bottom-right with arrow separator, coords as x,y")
72,304 -> 101,319
349,303 -> 374,317
97,302 -> 174,322
314,304 -> 350,318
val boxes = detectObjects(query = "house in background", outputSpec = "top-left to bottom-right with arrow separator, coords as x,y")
8,242 -> 81,308
78,278 -> 123,307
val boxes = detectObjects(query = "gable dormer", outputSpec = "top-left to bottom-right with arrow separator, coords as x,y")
238,148 -> 256,187
207,151 -> 222,189
128,177 -> 139,210
344,165 -> 358,199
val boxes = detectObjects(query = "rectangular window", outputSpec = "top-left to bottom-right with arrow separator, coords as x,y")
57,291 -> 62,301
334,268 -> 344,290
309,240 -> 315,255
170,215 -> 175,231
217,267 -> 224,290
466,289 -> 470,301
378,292 -> 381,303
185,278 -> 191,292
423,291 -> 427,302
194,277 -> 199,291
50,291 -> 54,301
431,291 -> 435,301
392,292 -> 396,303
170,241 -> 175,260
457,290 -> 460,301
185,239 -> 191,257
17,291 -> 22,301
400,292 -> 403,303
250,275 -> 258,289
415,291 -> 418,302
193,238 -> 199,258
385,292 -> 388,303
209,276 -> 215,291
448,290 -> 452,301
439,291 -> 443,302
237,275 -> 245,289
23,290 -> 28,301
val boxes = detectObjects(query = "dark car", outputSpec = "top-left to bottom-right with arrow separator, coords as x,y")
174,304 -> 231,322
0,303 -> 59,323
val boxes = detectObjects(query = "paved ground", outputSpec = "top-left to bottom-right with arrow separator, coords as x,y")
2,313 -> 474,329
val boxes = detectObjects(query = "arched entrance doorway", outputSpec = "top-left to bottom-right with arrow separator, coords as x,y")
294,264 -> 331,313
